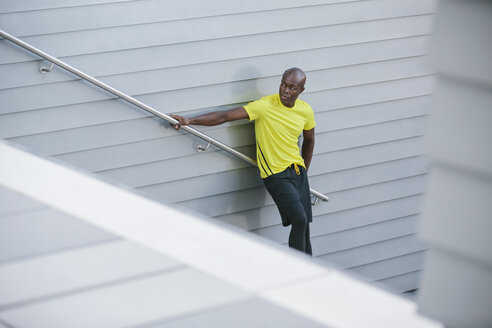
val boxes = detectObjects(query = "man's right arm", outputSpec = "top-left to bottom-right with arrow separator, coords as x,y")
170,107 -> 249,130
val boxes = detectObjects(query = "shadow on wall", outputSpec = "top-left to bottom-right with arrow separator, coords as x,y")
231,65 -> 264,102
217,66 -> 273,229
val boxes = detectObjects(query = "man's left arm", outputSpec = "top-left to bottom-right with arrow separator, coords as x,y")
302,128 -> 315,171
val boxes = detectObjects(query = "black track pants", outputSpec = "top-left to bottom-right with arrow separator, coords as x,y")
263,164 -> 313,255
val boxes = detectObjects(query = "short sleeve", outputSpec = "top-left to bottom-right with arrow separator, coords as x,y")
243,97 -> 266,121
304,105 -> 316,130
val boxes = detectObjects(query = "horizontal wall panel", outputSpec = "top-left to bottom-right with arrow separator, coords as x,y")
0,55 -> 431,115
315,116 -> 426,154
0,98 -> 153,139
312,195 -> 424,236
7,116 -> 171,155
350,251 -> 425,281
216,175 -> 426,230
312,215 -> 420,256
98,145 -> 256,187
313,175 -> 426,216
377,271 -> 421,293
0,35 -> 432,90
54,124 -> 255,172
304,75 -> 434,113
310,136 -> 425,176
138,167 -> 262,204
0,208 -> 116,263
0,240 -> 181,307
178,186 -> 271,219
319,234 -> 427,269
315,95 -> 431,133
0,0 -> 134,13
0,14 -> 434,65
0,269 -> 250,328
0,78 -> 116,115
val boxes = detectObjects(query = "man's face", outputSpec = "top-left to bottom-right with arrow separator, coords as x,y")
279,72 -> 305,108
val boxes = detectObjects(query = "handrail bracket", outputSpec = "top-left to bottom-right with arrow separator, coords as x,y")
40,61 -> 54,73
196,142 -> 211,152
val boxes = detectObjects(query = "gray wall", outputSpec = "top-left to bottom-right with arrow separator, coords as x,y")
0,0 -> 436,293
417,0 -> 492,326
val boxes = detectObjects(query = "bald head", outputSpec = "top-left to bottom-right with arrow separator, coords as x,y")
279,67 -> 306,107
284,67 -> 306,87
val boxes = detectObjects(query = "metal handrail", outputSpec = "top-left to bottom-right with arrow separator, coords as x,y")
0,29 -> 329,203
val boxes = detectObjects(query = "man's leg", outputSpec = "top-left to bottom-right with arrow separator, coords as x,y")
287,202 -> 309,253
298,166 -> 313,255
305,222 -> 312,255
263,167 -> 312,254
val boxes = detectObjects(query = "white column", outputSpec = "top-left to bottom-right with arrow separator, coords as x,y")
417,0 -> 492,327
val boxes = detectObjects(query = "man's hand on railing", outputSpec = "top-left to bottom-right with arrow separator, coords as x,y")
170,115 -> 190,130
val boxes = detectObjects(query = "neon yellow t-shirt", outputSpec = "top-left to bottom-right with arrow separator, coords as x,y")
244,94 -> 316,178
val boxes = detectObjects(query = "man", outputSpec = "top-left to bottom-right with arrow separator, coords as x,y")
171,67 -> 315,255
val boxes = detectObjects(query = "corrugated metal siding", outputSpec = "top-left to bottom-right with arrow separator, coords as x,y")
0,0 -> 436,293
